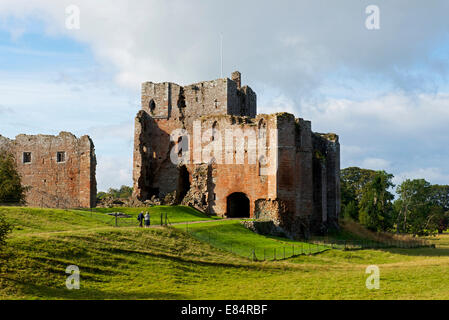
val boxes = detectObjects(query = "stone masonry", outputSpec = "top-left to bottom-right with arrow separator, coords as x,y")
0,132 -> 97,208
133,72 -> 340,237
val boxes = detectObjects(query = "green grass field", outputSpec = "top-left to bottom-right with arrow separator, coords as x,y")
1,206 -> 449,300
174,220 -> 328,260
0,206 -> 220,234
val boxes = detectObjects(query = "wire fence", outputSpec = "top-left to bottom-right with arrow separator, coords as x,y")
179,221 -> 436,262
307,238 -> 434,250
183,222 -> 329,261
80,210 -> 174,228
74,209 -> 436,259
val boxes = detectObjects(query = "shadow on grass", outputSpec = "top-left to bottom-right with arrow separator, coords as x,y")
0,275 -> 188,300
102,247 -> 263,270
377,247 -> 449,257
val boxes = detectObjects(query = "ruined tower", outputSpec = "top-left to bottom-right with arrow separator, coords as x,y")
0,132 -> 97,208
133,72 -> 340,236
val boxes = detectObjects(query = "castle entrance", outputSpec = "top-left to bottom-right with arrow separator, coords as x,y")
226,193 -> 250,218
177,165 -> 190,202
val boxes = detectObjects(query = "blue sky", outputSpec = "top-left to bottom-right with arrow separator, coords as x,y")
1,1 -> 449,191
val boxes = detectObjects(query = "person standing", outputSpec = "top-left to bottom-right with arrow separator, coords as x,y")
144,212 -> 151,228
137,211 -> 144,227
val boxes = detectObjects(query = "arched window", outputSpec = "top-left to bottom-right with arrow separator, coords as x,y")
149,99 -> 156,113
212,121 -> 218,142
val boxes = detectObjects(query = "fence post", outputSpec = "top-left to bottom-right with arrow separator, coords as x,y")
165,212 -> 168,226
160,213 -> 163,226
115,213 -> 118,227
274,248 -> 276,261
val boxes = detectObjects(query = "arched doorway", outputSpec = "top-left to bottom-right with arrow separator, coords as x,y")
226,192 -> 250,218
177,165 -> 190,202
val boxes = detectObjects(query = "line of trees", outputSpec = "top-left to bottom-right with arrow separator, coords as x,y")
341,167 -> 449,236
97,185 -> 133,201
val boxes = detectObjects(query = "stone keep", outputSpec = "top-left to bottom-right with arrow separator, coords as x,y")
0,132 -> 97,208
133,72 -> 340,236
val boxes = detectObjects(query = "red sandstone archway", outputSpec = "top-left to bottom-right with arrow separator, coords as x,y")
226,192 -> 250,218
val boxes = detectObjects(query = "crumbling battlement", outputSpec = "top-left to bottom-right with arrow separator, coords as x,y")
0,132 -> 97,208
141,70 -> 256,125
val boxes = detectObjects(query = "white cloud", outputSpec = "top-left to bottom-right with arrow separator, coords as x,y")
1,0 -> 449,190
1,0 -> 449,93
360,157 -> 391,170
394,168 -> 449,186
96,155 -> 133,192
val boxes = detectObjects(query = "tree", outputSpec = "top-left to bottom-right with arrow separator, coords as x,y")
358,171 -> 395,231
429,185 -> 449,233
340,167 -> 377,221
395,179 -> 441,236
342,200 -> 359,221
0,151 -> 27,204
97,185 -> 133,201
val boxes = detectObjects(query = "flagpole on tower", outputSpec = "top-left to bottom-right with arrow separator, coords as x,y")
220,33 -> 223,78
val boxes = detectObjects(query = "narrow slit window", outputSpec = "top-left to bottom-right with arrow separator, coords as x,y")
57,152 -> 66,163
23,152 -> 31,164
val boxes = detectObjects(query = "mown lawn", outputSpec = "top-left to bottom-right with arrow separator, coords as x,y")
0,206 -> 219,235
1,207 -> 449,299
174,220 -> 328,260
91,205 -> 221,226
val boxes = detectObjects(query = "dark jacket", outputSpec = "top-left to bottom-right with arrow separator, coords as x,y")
137,213 -> 144,221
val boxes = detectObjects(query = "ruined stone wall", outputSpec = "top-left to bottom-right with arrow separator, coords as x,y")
133,72 -> 340,237
197,115 -> 275,217
140,72 -> 256,124
311,133 -> 341,233
0,132 -> 96,208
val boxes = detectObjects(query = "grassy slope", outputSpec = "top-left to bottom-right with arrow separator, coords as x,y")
0,206 -> 219,235
91,206 -> 221,225
174,220 -> 328,260
1,207 -> 449,299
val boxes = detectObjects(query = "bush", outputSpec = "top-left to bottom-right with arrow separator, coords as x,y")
0,151 -> 27,204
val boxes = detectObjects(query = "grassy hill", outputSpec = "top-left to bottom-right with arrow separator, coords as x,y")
174,220 -> 328,260
0,206 -> 219,235
1,206 -> 449,299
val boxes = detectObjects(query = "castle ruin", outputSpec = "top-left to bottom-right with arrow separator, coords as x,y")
0,132 -> 97,208
133,72 -> 340,236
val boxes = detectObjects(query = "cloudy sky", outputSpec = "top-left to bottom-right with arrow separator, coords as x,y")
0,0 -> 449,191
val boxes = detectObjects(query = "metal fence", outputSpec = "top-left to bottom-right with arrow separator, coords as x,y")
179,221 -> 435,262
182,223 -> 329,261
74,210 -> 174,228
307,238 -> 434,250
